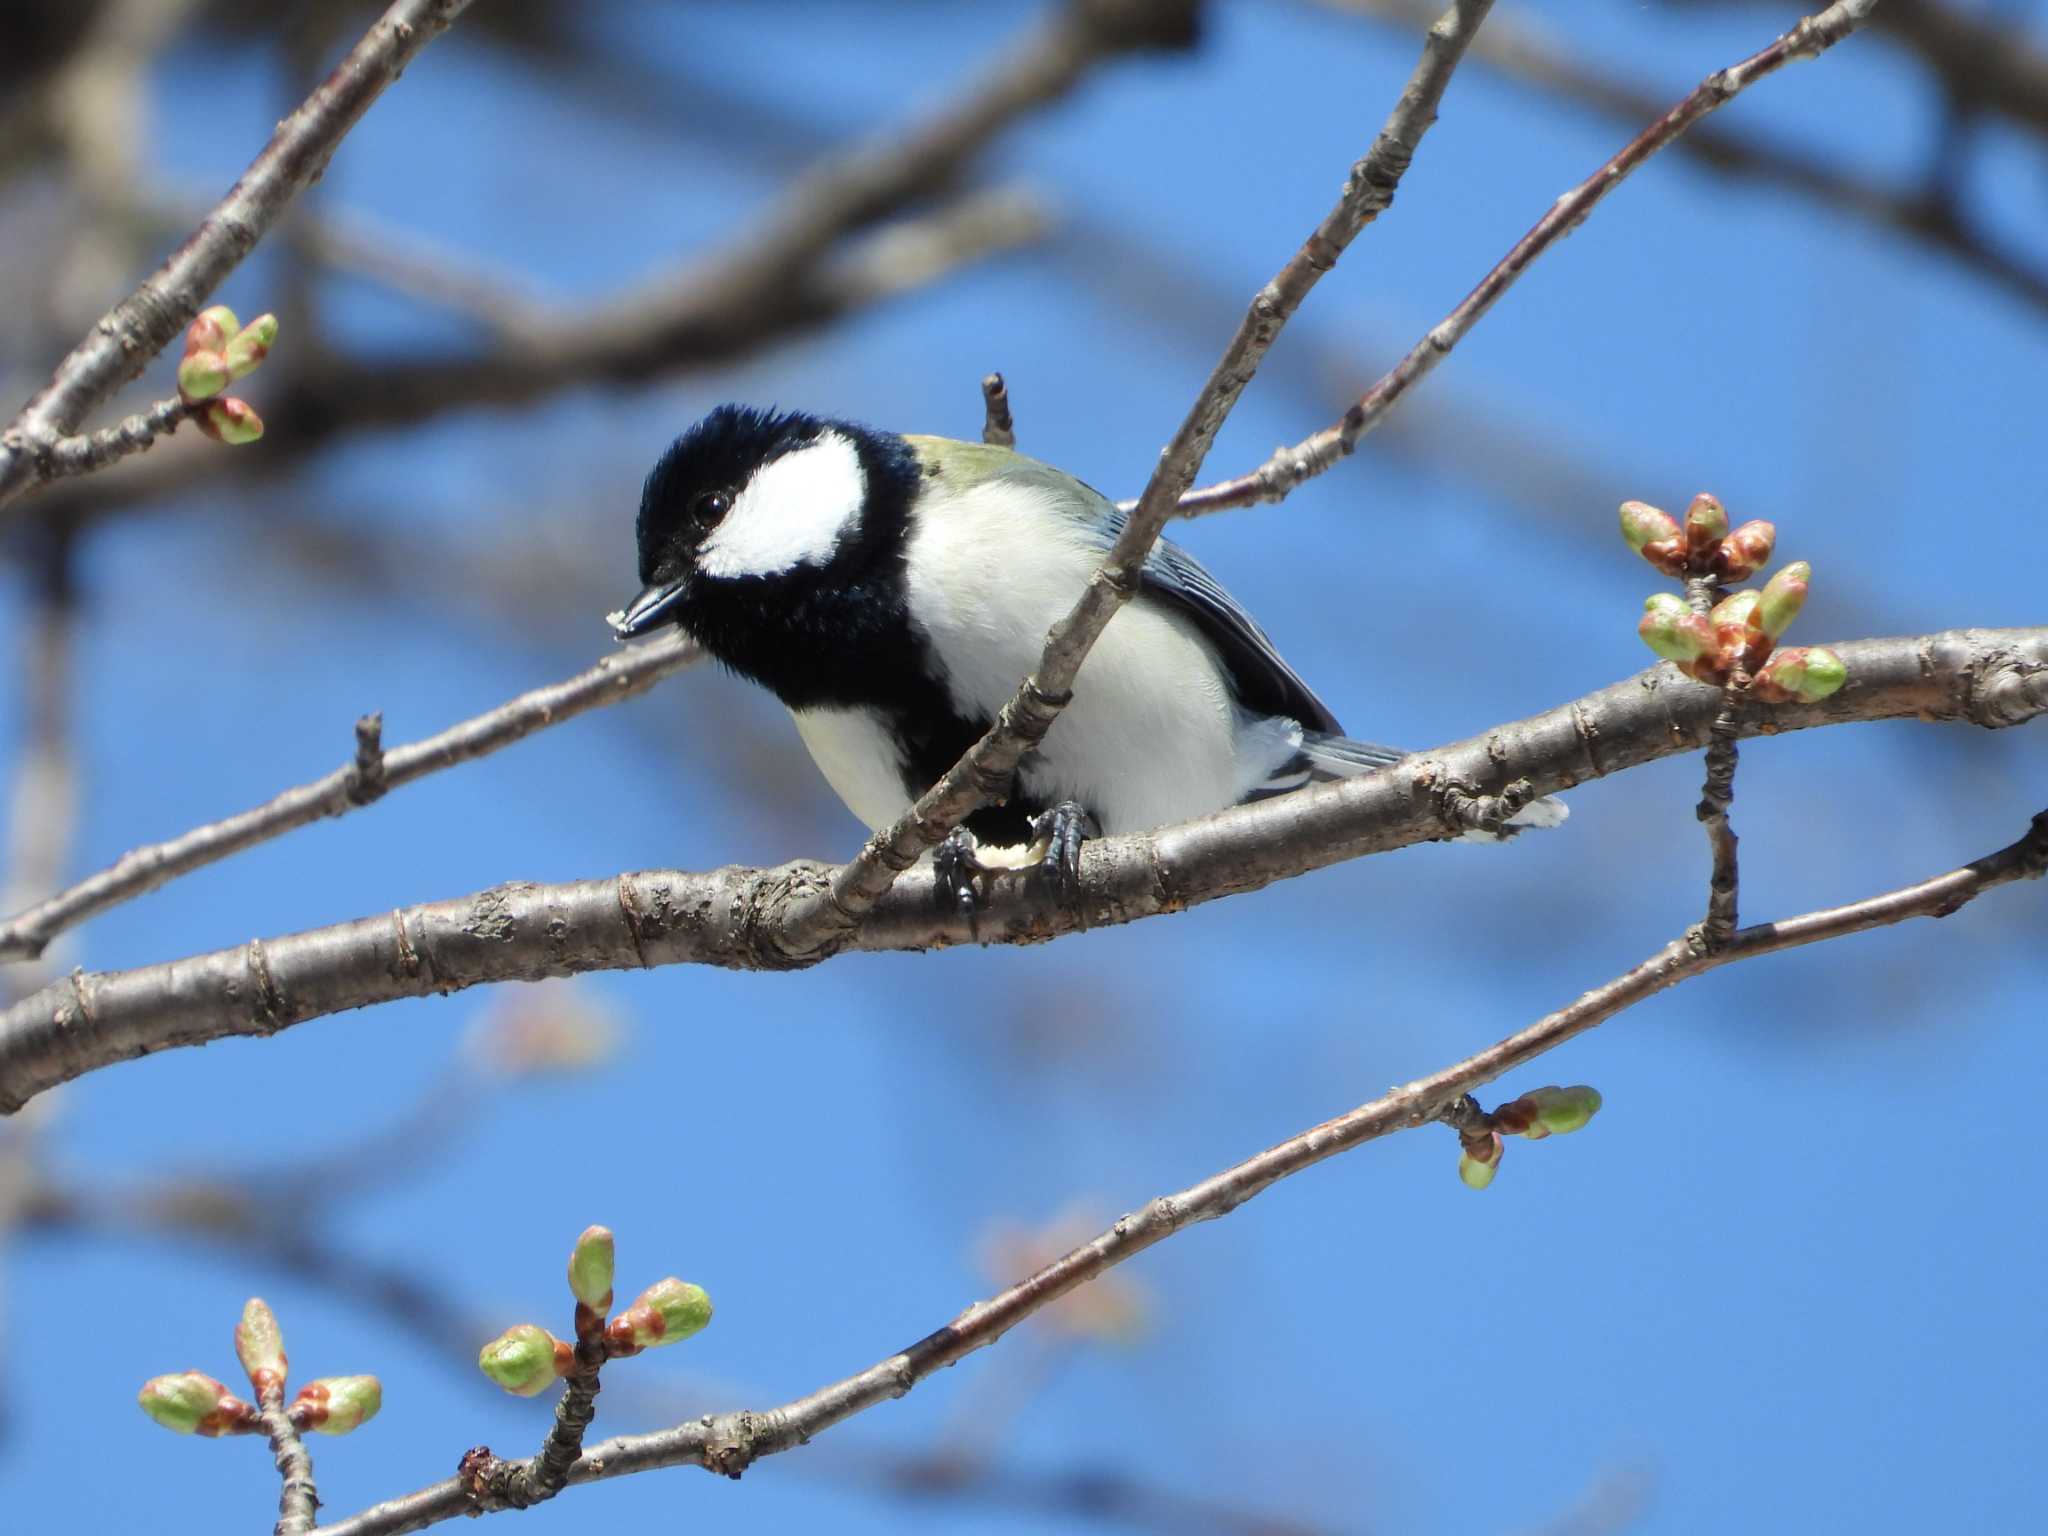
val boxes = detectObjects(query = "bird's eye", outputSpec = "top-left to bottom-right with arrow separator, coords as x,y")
689,489 -> 732,524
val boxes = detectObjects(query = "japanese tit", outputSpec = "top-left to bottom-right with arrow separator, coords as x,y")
611,405 -> 1563,897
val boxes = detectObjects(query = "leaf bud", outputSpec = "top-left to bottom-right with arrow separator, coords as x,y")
1756,561 -> 1811,640
177,350 -> 230,401
291,1375 -> 382,1435
1715,519 -> 1776,581
1457,1133 -> 1502,1190
568,1225 -> 616,1312
223,313 -> 277,379
138,1372 -> 252,1436
608,1278 -> 713,1351
478,1324 -> 563,1397
234,1297 -> 287,1393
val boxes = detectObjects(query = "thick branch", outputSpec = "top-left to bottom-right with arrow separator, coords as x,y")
2,626 -> 2039,1113
0,0 -> 474,512
784,0 -> 1500,955
0,631 -> 702,962
1171,0 -> 1880,518
316,808 -> 2048,1536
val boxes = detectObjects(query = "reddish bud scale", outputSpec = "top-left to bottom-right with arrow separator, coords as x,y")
1457,1132 -> 1502,1190
198,397 -> 264,445
1684,493 -> 1727,557
185,308 -> 235,356
1715,520 -> 1776,582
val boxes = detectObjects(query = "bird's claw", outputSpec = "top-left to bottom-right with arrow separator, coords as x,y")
1030,800 -> 1097,912
933,826 -> 985,936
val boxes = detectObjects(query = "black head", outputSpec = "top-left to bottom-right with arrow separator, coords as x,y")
613,404 -> 917,637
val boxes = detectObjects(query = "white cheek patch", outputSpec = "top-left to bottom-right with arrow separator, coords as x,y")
697,430 -> 866,578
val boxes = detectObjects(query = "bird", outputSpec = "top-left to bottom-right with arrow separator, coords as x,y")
610,404 -> 1563,912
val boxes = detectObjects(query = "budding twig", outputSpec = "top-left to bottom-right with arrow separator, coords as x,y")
317,811 -> 2048,1536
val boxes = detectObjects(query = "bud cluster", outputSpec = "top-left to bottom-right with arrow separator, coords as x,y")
1456,1084 -> 1604,1191
478,1226 -> 714,1398
1620,494 -> 1846,703
177,304 -> 276,445
139,1297 -> 381,1440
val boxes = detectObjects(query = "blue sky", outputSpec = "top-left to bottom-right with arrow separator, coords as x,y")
3,2 -> 2044,1532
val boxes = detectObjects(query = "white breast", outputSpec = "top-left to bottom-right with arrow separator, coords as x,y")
902,478 -> 1287,835
789,705 -> 911,832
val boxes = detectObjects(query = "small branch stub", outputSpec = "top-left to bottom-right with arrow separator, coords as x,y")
980,372 -> 1016,448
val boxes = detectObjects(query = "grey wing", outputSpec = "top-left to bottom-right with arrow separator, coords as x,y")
1045,466 -> 1344,734
1137,534 -> 1345,734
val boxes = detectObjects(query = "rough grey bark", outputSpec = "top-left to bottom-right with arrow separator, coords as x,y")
2,626 -> 2039,1114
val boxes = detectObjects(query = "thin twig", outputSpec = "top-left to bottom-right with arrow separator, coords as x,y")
0,631 -> 701,962
980,372 -> 1016,448
18,396 -> 201,483
1167,0 -> 1882,519
477,1333 -> 605,1509
1684,574 -> 1741,948
0,0 -> 476,512
315,809 -> 2048,1536
781,0 -> 1501,957
4,625 -> 2039,1113
1314,0 -> 2048,318
257,1381 -> 319,1536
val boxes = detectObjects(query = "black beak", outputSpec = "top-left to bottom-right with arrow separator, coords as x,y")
608,579 -> 689,639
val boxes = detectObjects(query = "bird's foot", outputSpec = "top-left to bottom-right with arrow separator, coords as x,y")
933,826 -> 987,936
1029,800 -> 1098,911
930,803 -> 1099,937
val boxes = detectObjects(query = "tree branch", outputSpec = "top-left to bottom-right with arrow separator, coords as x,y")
3,626 -> 2040,1114
1169,0 -> 1881,519
779,0 -> 1501,957
1315,0 -> 2048,318
0,631 -> 702,963
314,806 -> 2048,1536
0,0 -> 476,512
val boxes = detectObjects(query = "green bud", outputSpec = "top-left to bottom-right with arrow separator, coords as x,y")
1618,500 -> 1678,553
139,1372 -> 249,1436
1524,1084 -> 1603,1136
1457,1133 -> 1502,1191
188,305 -> 239,354
1756,561 -> 1811,640
1684,492 -> 1727,552
613,1278 -> 713,1349
1716,519 -> 1776,581
292,1375 -> 381,1435
234,1297 -> 287,1391
479,1324 -> 563,1397
201,397 -> 264,445
177,350 -> 230,401
568,1225 -> 616,1311
223,313 -> 277,380
1755,646 -> 1847,704
1638,594 -> 1716,664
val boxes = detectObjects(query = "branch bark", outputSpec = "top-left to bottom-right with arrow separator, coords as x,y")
0,631 -> 703,962
312,806 -> 2048,1536
1316,0 -> 2048,317
1169,0 -> 1881,519
2,626 -> 2039,1114
780,0 -> 1502,956
0,0 -> 476,513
